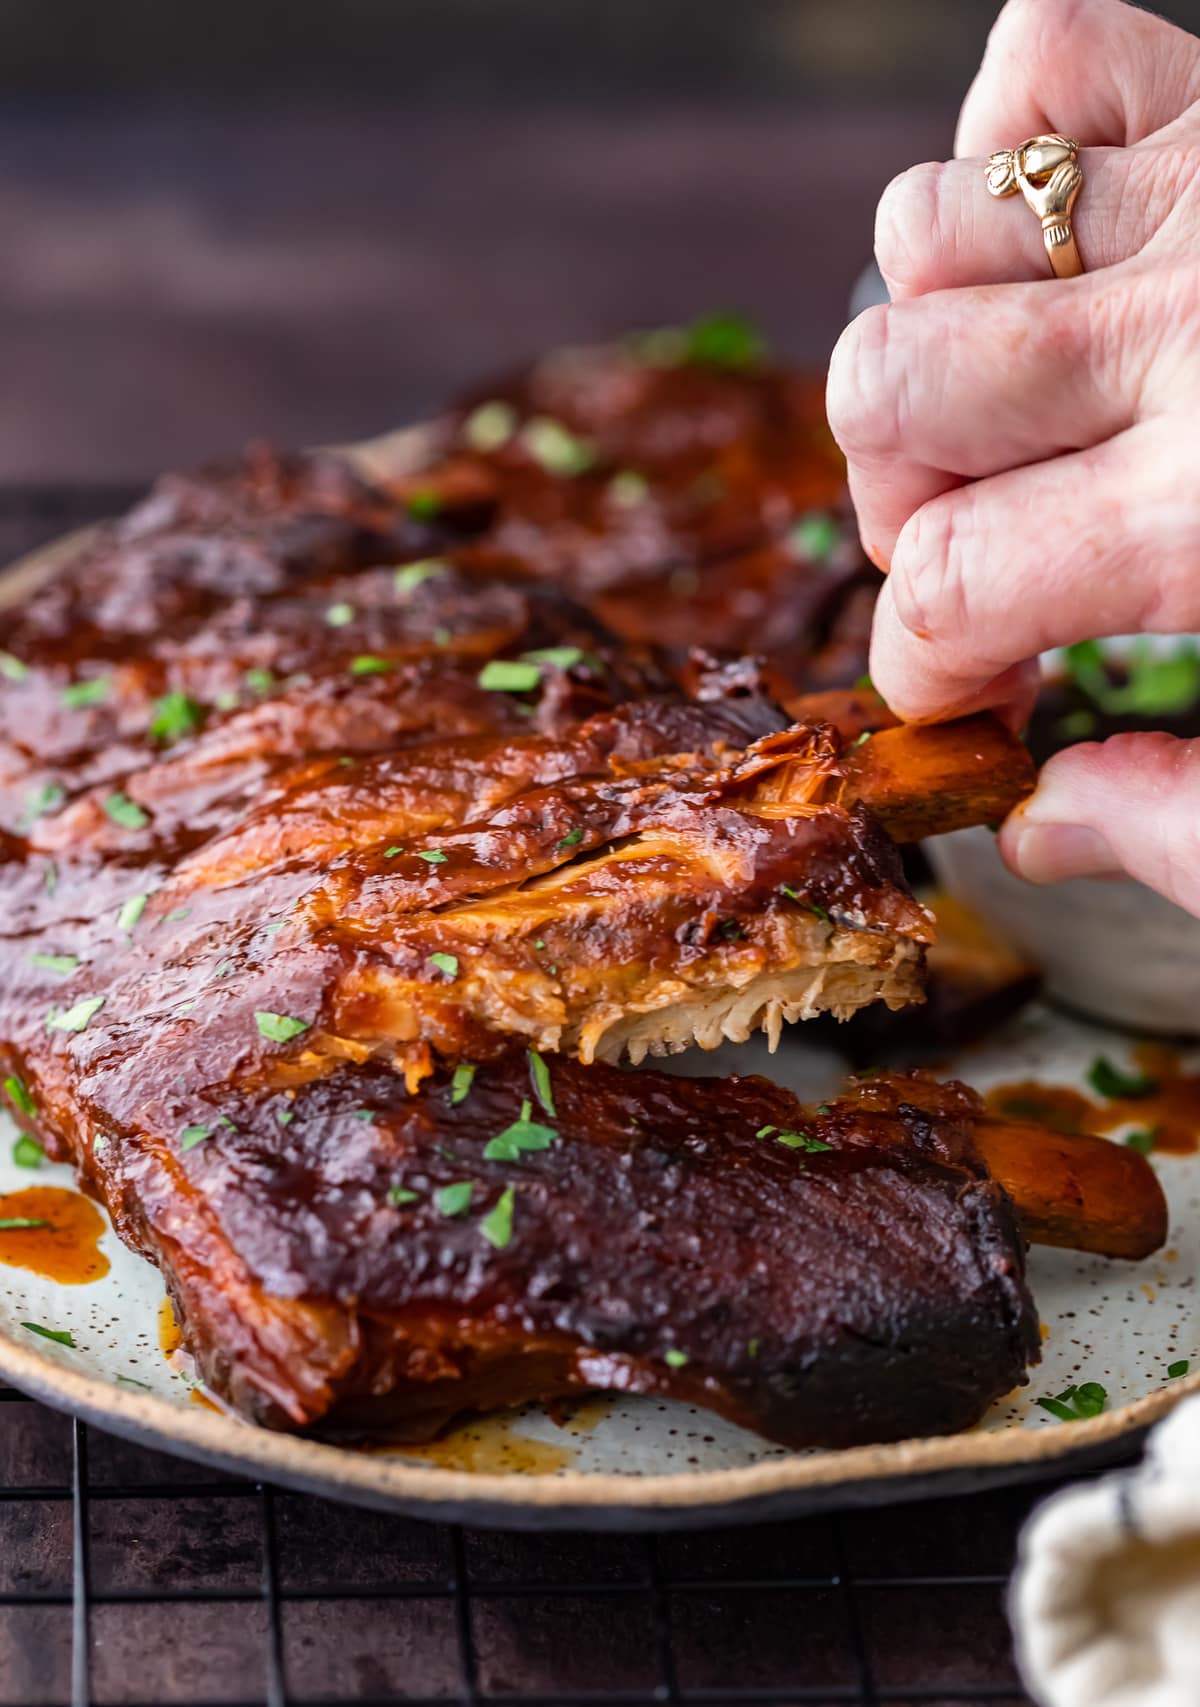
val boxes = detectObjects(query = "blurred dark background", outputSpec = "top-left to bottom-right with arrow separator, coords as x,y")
4,0 -> 1200,480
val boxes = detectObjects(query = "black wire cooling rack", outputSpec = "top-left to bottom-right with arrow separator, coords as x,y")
0,486 -> 1045,1707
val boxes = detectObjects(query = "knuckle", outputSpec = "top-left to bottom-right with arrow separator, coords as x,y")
874,162 -> 942,293
826,303 -> 894,457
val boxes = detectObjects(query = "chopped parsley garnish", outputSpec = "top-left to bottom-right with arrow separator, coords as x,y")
1124,1127 -> 1158,1155
854,674 -> 874,694
685,310 -> 765,368
407,489 -> 442,520
0,652 -> 28,682
383,845 -> 405,858
776,1130 -> 831,1152
1168,1359 -> 1190,1379
163,907 -> 191,924
433,626 -> 451,647
13,1135 -> 43,1168
779,885 -> 829,922
1036,1382 -> 1108,1422
179,1125 -> 211,1151
1087,1056 -> 1158,1099
522,646 -> 585,670
394,559 -> 449,594
429,952 -> 459,979
417,848 -> 448,864
22,1323 -> 74,1347
149,691 -> 202,743
275,1108 -> 294,1127
30,954 -> 79,976
464,400 -> 517,452
4,1075 -> 36,1118
216,1115 -> 237,1130
47,995 -> 104,1033
1056,709 -> 1098,742
0,1217 -> 48,1231
450,1063 -> 476,1105
521,416 -> 596,477
528,1049 -> 556,1117
609,470 -> 649,507
103,793 -> 149,831
254,1012 -> 308,1044
664,1348 -> 689,1369
556,827 -> 584,852
791,512 -> 840,562
61,676 -> 111,709
20,782 -> 65,827
349,654 -> 393,676
478,659 -> 541,693
484,1099 -> 556,1161
117,1374 -> 152,1390
849,731 -> 871,749
1065,637 -> 1200,718
243,667 -> 275,696
481,1185 -> 516,1249
817,1103 -> 832,1116
325,602 -> 355,627
387,1185 -> 419,1207
44,862 -> 57,896
117,893 -> 150,935
435,1181 -> 473,1217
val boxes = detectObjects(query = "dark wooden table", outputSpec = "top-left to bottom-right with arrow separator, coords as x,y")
0,96 -> 1077,1704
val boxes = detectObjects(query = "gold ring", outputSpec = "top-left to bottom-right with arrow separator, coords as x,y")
985,133 -> 1084,279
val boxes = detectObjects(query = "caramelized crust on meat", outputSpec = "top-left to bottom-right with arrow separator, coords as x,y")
32,1053 -> 1039,1442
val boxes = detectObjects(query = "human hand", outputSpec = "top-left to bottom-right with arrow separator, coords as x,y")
825,0 -> 1200,915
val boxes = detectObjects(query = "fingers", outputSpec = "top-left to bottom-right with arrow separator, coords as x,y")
867,420 -> 1200,723
875,144 -> 1181,300
955,0 -> 1200,157
999,732 -> 1200,917
826,276 -> 1142,572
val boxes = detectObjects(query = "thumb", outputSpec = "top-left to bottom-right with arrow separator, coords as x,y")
999,732 -> 1200,917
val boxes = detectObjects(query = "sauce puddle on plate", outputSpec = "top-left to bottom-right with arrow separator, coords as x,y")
391,1409 -> 578,1474
986,1044 -> 1200,1154
0,1185 -> 109,1283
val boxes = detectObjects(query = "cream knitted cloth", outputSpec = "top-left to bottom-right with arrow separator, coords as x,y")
1014,1398 -> 1200,1706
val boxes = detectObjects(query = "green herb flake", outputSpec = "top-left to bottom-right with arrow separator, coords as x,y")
418,848 -> 448,865
791,512 -> 840,562
522,646 -> 585,670
394,559 -> 449,594
20,782 -> 65,828
609,470 -> 649,507
684,311 -> 766,369
349,654 -> 393,676
383,845 -> 405,858
22,1322 -> 74,1347
47,995 -> 104,1034
30,953 -> 79,976
1055,709 -> 1098,742
4,1075 -> 36,1118
521,416 -> 596,477
387,1185 -> 419,1207
664,1348 -> 689,1369
243,667 -> 275,696
556,827 -> 584,851
747,1339 -> 760,1359
179,1124 -> 211,1151
433,626 -> 451,647
853,674 -> 874,694
435,1181 -> 473,1217
816,1103 -> 832,1116
117,893 -> 150,935
1036,1381 -> 1108,1423
117,1374 -> 153,1390
450,1063 -> 477,1106
325,601 -> 355,627
0,652 -> 29,682
276,1108 -> 295,1127
429,952 -> 459,979
103,792 -> 149,831
1124,1127 -> 1158,1155
13,1135 -> 43,1168
756,1125 -> 777,1138
0,1217 -> 49,1231
1088,1056 -> 1158,1100
478,659 -> 542,693
254,1011 -> 309,1044
44,862 -> 57,896
406,489 -> 442,520
776,1130 -> 832,1153
1168,1359 -> 1190,1379
481,1184 -> 516,1249
849,731 -> 871,749
149,691 -> 202,743
528,1048 -> 556,1117
61,676 -> 111,709
464,400 -> 517,452
484,1098 -> 557,1162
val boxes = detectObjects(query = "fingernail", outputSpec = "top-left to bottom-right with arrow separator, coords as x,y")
1004,821 -> 1119,885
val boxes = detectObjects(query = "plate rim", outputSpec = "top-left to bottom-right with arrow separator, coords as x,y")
1,443 -> 1194,1523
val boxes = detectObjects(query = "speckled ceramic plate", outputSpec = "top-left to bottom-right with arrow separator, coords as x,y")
0,464 -> 1196,1530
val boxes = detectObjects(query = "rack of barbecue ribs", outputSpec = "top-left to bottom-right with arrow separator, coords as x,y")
0,323 -> 1168,1447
